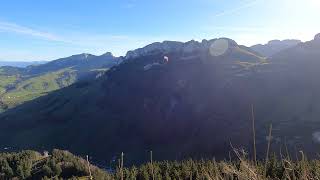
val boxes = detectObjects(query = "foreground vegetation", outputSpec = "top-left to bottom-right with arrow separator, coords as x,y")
0,149 -> 110,180
2,149 -> 320,179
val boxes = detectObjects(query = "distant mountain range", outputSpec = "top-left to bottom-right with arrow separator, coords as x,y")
1,34 -> 320,164
0,52 -> 119,112
250,39 -> 302,57
0,61 -> 47,68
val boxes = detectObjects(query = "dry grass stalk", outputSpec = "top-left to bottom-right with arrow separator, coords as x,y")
86,155 -> 93,180
121,152 -> 124,180
251,104 -> 257,166
264,123 -> 273,177
150,150 -> 155,180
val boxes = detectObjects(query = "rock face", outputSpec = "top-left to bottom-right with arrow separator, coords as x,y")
268,39 -> 301,46
125,41 -> 184,59
125,38 -> 238,60
315,33 -> 320,40
101,52 -> 114,58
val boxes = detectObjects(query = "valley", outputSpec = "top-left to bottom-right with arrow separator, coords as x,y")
1,1 -> 319,178
0,53 -> 118,112
1,34 -> 320,166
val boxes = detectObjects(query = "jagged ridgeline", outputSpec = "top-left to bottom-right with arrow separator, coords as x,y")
0,52 -> 119,112
1,34 -> 320,165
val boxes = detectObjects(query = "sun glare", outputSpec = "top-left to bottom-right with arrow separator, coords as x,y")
287,0 -> 320,9
310,0 -> 320,6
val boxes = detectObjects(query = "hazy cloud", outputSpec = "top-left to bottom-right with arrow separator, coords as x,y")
123,0 -> 136,9
0,20 -> 181,59
214,0 -> 263,17
0,21 -> 63,41
202,25 -> 318,46
204,26 -> 273,32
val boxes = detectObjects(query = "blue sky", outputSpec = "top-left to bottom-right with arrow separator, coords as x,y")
0,0 -> 319,61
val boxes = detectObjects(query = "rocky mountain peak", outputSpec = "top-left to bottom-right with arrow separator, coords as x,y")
125,41 -> 183,60
251,39 -> 301,57
101,52 -> 114,58
268,39 -> 301,46
70,53 -> 95,60
125,38 -> 238,60
315,33 -> 320,41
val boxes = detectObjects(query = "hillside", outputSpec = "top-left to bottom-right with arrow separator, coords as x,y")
1,35 -> 320,165
0,53 -> 118,112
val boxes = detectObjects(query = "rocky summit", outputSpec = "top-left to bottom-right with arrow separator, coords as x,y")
125,38 -> 239,60
315,33 -> 320,40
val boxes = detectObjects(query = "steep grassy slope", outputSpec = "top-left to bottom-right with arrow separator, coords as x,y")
0,53 -> 118,112
1,68 -> 77,109
0,75 -> 18,94
0,67 -> 24,112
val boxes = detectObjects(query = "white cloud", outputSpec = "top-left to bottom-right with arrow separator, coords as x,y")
0,20 -> 167,57
204,26 -> 273,33
0,21 -> 64,42
2,18 -> 316,61
0,20 -> 188,59
214,0 -> 263,17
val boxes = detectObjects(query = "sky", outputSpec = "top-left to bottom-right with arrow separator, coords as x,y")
0,0 -> 319,61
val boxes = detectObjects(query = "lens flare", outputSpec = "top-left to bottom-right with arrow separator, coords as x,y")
209,39 -> 229,57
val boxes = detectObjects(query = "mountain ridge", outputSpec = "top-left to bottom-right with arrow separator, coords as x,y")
250,39 -> 301,57
0,37 -> 273,163
1,34 -> 320,164
315,33 -> 320,40
125,38 -> 242,60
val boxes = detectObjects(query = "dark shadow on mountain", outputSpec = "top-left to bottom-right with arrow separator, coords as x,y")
1,36 -> 320,165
